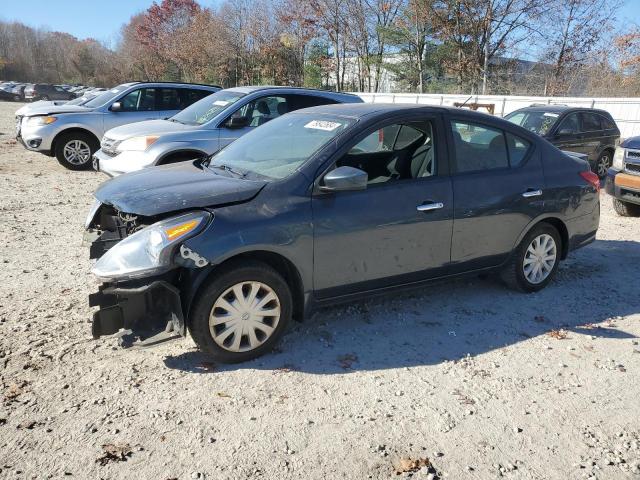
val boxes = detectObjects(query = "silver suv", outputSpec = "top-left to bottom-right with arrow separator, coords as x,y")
16,82 -> 219,170
93,86 -> 362,177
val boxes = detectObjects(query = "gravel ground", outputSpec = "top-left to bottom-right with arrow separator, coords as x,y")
0,100 -> 639,480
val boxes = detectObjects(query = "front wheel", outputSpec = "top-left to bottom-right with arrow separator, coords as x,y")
613,198 -> 640,217
188,261 -> 293,363
501,224 -> 561,292
55,132 -> 98,170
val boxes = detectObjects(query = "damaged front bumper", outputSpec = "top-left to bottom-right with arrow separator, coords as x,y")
90,277 -> 186,344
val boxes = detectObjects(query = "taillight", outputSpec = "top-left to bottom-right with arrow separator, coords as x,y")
580,170 -> 600,192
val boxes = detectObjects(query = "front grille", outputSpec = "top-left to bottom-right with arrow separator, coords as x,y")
625,163 -> 640,175
626,149 -> 640,159
100,137 -> 119,157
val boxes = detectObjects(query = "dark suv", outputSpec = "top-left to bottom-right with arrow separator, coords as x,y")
505,105 -> 620,178
85,104 -> 600,363
24,84 -> 75,101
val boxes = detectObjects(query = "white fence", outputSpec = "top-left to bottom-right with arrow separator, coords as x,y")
355,92 -> 640,139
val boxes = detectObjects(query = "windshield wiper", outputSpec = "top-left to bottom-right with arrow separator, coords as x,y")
207,163 -> 248,178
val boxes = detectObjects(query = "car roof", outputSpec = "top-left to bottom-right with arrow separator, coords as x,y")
125,81 -> 221,89
511,105 -> 612,116
224,85 -> 361,99
291,102 -> 501,120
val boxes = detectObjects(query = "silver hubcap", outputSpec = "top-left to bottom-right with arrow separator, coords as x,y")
63,140 -> 91,165
523,234 -> 557,284
598,155 -> 610,177
209,281 -> 280,353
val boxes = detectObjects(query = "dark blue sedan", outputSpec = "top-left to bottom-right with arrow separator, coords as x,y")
86,103 -> 601,362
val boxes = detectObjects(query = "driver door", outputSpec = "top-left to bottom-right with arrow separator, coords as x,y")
102,88 -> 160,134
311,116 -> 453,298
218,95 -> 288,149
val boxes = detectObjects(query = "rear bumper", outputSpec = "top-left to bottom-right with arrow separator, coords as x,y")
605,169 -> 640,206
90,278 -> 185,339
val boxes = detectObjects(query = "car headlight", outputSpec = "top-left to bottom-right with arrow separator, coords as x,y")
613,148 -> 625,170
84,198 -> 102,229
116,135 -> 160,152
27,116 -> 57,126
92,211 -> 210,281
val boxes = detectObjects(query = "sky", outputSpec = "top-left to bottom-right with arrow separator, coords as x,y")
1,0 -> 640,48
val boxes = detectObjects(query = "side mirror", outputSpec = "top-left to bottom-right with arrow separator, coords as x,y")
225,115 -> 249,129
320,166 -> 368,192
110,101 -> 122,112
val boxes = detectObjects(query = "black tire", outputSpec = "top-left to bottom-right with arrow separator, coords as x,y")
594,150 -> 613,179
612,198 -> 640,217
188,260 -> 293,363
501,223 -> 562,293
54,131 -> 98,170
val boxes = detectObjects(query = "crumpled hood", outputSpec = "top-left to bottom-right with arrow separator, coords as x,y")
94,160 -> 266,216
104,119 -> 199,141
20,103 -> 91,117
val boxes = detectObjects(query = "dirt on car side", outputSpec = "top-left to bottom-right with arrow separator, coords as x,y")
0,100 -> 639,479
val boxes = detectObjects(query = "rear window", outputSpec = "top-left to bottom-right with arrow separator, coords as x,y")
580,112 -> 602,132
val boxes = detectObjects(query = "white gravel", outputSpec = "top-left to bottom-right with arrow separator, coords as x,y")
0,100 -> 639,479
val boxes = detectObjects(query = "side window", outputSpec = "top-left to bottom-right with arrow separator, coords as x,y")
451,121 -> 509,173
234,96 -> 287,127
336,121 -> 435,184
580,112 -> 602,132
177,88 -> 213,110
599,115 -> 616,130
119,88 -> 156,112
557,113 -> 579,134
506,132 -> 531,167
158,88 -> 181,110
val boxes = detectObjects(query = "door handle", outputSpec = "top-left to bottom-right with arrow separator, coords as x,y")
417,202 -> 444,212
522,189 -> 542,198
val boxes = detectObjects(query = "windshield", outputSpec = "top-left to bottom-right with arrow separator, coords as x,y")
83,85 -> 129,109
171,90 -> 246,125
209,113 -> 355,180
66,95 -> 93,106
505,110 -> 560,135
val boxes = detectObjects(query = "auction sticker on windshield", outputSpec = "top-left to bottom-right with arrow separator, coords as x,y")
213,100 -> 229,106
543,112 -> 559,117
304,120 -> 342,131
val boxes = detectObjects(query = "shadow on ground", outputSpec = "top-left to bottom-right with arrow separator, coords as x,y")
163,239 -> 640,374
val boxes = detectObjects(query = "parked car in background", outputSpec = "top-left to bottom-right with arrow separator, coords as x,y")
0,85 -> 14,101
86,104 -> 600,362
504,105 -> 620,179
24,84 -> 75,101
606,140 -> 640,217
16,82 -> 220,170
9,83 -> 29,101
15,91 -> 99,117
94,86 -> 363,176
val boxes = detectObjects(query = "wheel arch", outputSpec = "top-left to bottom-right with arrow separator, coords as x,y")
156,149 -> 208,166
183,250 -> 306,324
51,127 -> 100,154
514,216 -> 569,260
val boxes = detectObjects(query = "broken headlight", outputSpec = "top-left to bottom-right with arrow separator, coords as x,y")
92,211 -> 210,281
613,148 -> 625,170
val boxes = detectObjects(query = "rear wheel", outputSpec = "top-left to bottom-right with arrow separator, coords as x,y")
594,151 -> 612,179
55,132 -> 98,170
501,223 -> 561,292
612,198 -> 640,217
188,261 -> 292,363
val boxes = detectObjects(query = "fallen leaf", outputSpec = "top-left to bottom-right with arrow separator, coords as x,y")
547,329 -> 568,340
96,443 -> 132,466
395,456 -> 432,474
216,392 -> 231,398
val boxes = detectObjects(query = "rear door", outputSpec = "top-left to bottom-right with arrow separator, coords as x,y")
579,112 -> 607,162
103,87 -> 160,133
312,114 -> 454,297
449,118 -> 545,272
551,112 -> 587,155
